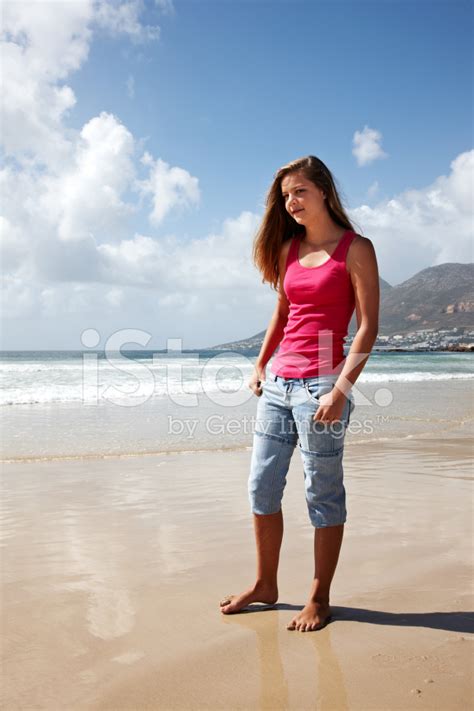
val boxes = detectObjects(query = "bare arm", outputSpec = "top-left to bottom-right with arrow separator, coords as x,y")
332,235 -> 380,401
249,241 -> 291,395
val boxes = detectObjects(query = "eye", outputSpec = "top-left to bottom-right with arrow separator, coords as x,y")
282,189 -> 304,200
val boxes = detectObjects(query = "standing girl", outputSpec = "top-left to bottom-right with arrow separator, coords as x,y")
220,155 -> 380,631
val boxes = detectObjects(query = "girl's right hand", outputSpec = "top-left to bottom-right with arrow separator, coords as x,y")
249,365 -> 266,397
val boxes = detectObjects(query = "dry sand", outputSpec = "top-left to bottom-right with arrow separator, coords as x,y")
1,434 -> 473,709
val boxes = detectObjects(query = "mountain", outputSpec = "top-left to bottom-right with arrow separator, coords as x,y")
379,277 -> 393,291
376,262 -> 473,335
210,263 -> 473,349
212,329 -> 267,352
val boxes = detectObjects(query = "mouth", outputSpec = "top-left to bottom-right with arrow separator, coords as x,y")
292,209 -> 304,215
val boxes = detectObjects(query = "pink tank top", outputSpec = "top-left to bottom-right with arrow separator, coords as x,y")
270,230 -> 356,378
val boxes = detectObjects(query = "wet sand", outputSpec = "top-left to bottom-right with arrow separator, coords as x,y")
2,378 -> 473,461
1,429 -> 473,710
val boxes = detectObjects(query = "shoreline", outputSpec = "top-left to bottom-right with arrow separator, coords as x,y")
2,419 -> 473,465
2,379 -> 473,462
371,345 -> 474,352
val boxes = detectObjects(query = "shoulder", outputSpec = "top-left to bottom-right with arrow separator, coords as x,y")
348,233 -> 375,252
278,237 -> 294,270
347,233 -> 379,289
276,238 -> 295,294
347,233 -> 377,268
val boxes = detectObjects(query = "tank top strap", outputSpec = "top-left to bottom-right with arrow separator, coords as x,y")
336,230 -> 357,262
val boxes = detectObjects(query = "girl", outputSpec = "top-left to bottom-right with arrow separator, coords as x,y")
220,155 -> 379,631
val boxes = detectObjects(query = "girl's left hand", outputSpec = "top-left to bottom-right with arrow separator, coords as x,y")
313,391 -> 346,423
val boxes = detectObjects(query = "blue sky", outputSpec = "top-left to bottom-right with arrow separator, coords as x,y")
70,0 -> 473,227
1,0 -> 473,349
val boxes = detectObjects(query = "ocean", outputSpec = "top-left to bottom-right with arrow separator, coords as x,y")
1,350 -> 473,461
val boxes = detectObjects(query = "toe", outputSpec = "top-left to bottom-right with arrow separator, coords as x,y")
219,595 -> 234,607
221,601 -> 238,614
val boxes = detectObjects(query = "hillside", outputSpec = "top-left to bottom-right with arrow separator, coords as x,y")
376,263 -> 474,335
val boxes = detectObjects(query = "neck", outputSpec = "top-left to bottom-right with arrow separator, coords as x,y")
303,214 -> 344,246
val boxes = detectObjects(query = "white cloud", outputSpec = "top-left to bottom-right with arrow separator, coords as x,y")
97,210 -> 261,291
352,125 -> 388,166
94,0 -> 161,42
170,211 -> 260,290
98,233 -> 166,286
1,274 -> 39,320
0,1 -> 161,169
0,0 -> 200,325
0,215 -> 27,273
350,149 -> 474,284
1,0 -> 92,168
1,201 -> 266,346
105,288 -> 124,307
40,112 -> 137,243
137,153 -> 201,225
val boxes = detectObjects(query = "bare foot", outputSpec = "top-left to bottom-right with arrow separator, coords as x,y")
287,600 -> 331,631
220,582 -> 278,614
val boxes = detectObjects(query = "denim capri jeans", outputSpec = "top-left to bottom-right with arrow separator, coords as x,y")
248,372 -> 356,528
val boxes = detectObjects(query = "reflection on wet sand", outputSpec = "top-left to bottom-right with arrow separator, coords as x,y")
1,435 -> 473,709
221,605 -> 350,711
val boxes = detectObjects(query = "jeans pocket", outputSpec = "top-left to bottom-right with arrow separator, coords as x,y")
304,382 -> 319,403
298,415 -> 347,454
304,380 -> 335,403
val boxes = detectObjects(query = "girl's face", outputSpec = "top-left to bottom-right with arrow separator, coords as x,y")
280,171 -> 326,223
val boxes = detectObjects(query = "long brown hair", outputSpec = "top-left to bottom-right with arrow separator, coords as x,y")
252,155 -> 361,289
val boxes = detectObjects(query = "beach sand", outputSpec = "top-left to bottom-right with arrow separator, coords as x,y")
1,426 -> 473,710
